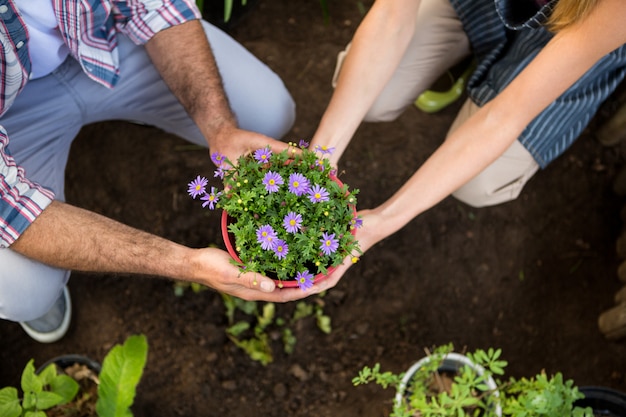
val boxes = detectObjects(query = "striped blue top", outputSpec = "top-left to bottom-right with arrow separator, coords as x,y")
450,0 -> 626,168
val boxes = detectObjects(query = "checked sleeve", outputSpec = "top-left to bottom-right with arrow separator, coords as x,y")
0,126 -> 54,248
112,0 -> 202,45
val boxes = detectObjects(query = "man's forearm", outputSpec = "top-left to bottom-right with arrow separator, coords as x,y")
10,201 -> 192,279
144,20 -> 237,145
9,201 -> 325,303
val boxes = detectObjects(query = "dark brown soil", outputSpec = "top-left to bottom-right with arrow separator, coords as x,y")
2,1 -> 626,416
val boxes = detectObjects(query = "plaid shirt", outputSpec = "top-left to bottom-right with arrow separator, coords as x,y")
0,0 -> 200,247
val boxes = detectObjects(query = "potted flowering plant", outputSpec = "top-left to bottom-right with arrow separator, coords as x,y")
188,140 -> 362,290
353,343 -> 594,417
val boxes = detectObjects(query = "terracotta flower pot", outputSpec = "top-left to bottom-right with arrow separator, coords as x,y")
221,172 -> 357,288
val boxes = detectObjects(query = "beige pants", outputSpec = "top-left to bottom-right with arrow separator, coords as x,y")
333,0 -> 539,207
448,100 -> 539,207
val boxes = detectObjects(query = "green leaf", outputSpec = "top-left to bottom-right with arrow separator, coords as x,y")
22,392 -> 36,411
24,411 -> 47,417
232,335 -> 273,365
258,303 -> 275,329
227,321 -> 251,337
223,0 -> 233,22
236,298 -> 258,316
49,374 -> 80,405
96,334 -> 148,417
0,387 -> 22,417
20,360 -> 41,396
33,390 -> 65,410
316,312 -> 332,334
281,328 -> 297,354
292,302 -> 313,321
36,364 -> 57,388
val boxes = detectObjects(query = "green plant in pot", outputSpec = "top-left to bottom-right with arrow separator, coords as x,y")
0,334 -> 148,417
187,141 -> 362,290
353,343 -> 594,417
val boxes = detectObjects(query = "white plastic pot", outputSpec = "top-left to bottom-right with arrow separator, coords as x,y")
395,352 -> 502,417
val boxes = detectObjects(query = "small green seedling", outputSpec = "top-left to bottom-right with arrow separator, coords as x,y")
0,334 -> 148,417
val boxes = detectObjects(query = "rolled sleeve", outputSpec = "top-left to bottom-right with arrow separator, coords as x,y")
114,0 -> 202,45
0,127 -> 54,248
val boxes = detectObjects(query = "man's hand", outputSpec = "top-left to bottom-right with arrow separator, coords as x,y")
188,247 -> 326,302
145,21 -> 293,166
209,125 -> 292,166
11,201 -> 314,303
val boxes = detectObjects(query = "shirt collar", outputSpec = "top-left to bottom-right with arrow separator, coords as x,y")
495,0 -> 558,30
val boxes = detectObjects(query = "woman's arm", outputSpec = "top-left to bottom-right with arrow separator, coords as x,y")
310,0 -> 421,165
374,0 -> 626,239
308,0 -> 626,292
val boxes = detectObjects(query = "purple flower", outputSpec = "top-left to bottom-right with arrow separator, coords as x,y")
211,152 -> 226,166
298,139 -> 310,149
256,225 -> 278,250
273,239 -> 289,260
187,176 -> 208,199
283,212 -> 303,234
254,148 -> 272,163
320,232 -> 339,256
288,173 -> 310,196
262,171 -> 283,193
201,187 -> 221,209
295,270 -> 314,291
314,145 -> 335,155
350,217 -> 363,229
214,166 -> 225,179
308,184 -> 329,203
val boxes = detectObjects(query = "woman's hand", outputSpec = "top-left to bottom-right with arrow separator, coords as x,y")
303,208 -> 387,294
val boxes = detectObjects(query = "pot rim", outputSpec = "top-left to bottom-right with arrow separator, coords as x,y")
395,352 -> 502,417
220,172 -> 356,288
576,386 -> 626,416
36,354 -> 102,375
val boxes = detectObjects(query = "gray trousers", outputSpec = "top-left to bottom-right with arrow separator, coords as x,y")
0,20 -> 295,321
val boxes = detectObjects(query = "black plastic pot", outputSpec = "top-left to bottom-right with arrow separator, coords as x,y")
36,354 -> 101,375
575,386 -> 626,417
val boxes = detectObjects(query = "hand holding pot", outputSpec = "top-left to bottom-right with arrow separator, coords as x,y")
189,247 -> 315,302
208,126 -> 292,168
304,208 -> 383,294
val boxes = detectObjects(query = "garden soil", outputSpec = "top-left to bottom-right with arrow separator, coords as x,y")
2,1 -> 626,416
